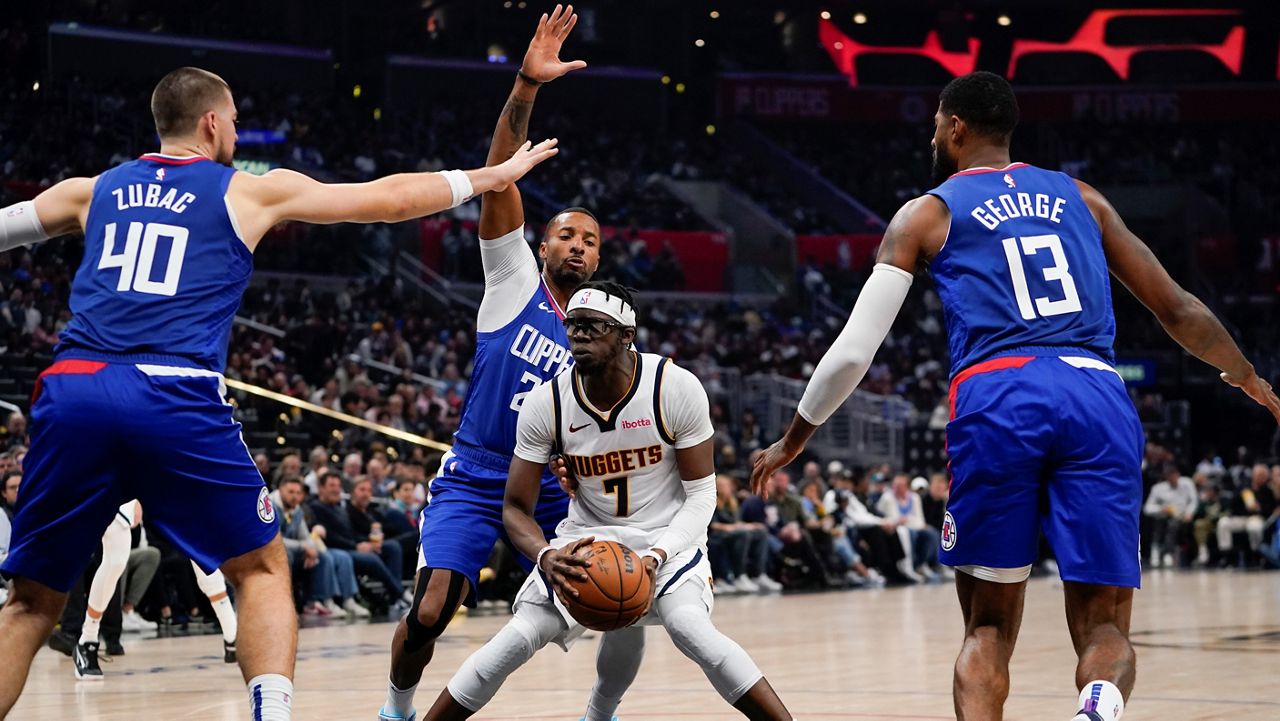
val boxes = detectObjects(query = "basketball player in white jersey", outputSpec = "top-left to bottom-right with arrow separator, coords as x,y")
74,500 -> 239,680
414,281 -> 793,721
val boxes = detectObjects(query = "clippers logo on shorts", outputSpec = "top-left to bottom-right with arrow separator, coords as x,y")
941,511 -> 957,551
257,487 -> 275,524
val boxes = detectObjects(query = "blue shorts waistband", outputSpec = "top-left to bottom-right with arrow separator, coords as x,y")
449,442 -> 514,471
55,348 -> 212,370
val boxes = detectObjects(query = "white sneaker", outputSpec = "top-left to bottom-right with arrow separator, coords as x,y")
941,566 -> 956,580
711,578 -> 736,596
1162,553 -> 1175,569
121,610 -> 150,633
731,576 -> 760,593
324,599 -> 349,619
917,565 -> 940,582
844,571 -> 867,587
343,597 -> 372,618
751,574 -> 783,592
897,558 -> 923,583
865,569 -> 887,587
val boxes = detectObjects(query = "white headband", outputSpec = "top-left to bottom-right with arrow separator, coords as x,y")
567,288 -> 636,327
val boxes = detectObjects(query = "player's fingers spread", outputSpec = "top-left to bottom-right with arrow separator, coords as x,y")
564,13 -> 579,34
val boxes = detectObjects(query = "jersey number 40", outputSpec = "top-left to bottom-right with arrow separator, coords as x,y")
1001,233 -> 1082,320
98,221 -> 189,297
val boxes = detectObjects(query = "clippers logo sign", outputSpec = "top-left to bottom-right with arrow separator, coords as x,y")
941,512 -> 957,551
818,9 -> 1245,87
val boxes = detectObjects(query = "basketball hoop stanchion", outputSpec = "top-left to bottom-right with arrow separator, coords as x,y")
223,377 -> 453,452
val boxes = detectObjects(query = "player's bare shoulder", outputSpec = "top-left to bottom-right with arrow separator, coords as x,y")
879,193 -> 950,268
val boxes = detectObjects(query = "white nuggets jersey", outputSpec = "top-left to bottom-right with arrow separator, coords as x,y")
513,351 -> 714,548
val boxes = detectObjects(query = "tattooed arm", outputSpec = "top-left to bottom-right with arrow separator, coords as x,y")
478,3 -> 586,239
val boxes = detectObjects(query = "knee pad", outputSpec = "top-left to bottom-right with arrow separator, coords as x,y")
404,568 -> 465,654
663,603 -> 761,703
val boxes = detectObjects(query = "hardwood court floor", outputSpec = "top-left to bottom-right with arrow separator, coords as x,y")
11,571 -> 1280,720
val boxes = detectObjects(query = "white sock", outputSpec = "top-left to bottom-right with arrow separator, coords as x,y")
211,596 -> 237,643
380,679 -> 418,718
1077,680 -> 1124,721
247,673 -> 293,721
80,614 -> 102,646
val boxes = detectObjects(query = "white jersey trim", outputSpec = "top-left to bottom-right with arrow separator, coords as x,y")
1059,356 -> 1121,378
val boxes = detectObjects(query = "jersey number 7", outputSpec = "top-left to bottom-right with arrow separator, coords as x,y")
603,476 -> 630,517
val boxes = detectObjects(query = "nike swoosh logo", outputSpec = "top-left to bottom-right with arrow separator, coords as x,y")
538,302 -> 557,314
569,423 -> 590,433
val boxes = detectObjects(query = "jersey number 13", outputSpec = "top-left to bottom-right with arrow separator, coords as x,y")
1001,233 -> 1082,321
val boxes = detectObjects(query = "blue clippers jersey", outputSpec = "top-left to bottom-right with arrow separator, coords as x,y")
57,154 -> 252,370
926,163 -> 1115,375
452,278 -> 573,462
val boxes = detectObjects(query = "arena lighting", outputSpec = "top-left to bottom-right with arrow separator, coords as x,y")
821,10 -> 832,21
695,38 -> 706,47
352,84 -> 361,98
225,378 -> 453,451
710,10 -> 719,19
706,124 -> 716,135
1007,9 -> 1245,80
997,15 -> 1011,27
853,13 -> 867,25
819,17 -> 978,87
661,74 -> 671,84
675,82 -> 687,93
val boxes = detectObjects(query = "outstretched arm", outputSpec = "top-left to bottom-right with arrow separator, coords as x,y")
1,177 -> 95,252
227,139 -> 558,250
480,3 -> 586,239
750,195 -> 949,496
1078,179 -> 1280,423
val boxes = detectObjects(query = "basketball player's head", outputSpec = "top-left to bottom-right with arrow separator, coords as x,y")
564,281 -> 637,374
151,67 -> 238,166
541,207 -> 601,291
932,71 -> 1019,184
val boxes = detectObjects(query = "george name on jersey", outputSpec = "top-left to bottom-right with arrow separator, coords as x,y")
111,184 -> 197,214
510,324 -> 572,375
565,444 -> 663,478
970,192 -> 1066,231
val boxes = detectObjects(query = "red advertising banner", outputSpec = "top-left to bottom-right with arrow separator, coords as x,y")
795,234 -> 882,272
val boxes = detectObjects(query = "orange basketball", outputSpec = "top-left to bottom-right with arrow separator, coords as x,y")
561,540 -> 653,631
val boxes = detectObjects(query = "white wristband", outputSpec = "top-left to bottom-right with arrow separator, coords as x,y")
1,200 -> 49,252
535,544 -> 555,571
641,549 -> 665,565
440,169 -> 474,209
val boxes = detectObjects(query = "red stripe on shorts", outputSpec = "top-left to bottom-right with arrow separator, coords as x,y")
33,359 -> 108,404
947,356 -> 1035,420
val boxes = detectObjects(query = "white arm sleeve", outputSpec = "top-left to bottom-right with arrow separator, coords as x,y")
1,201 -> 49,252
512,381 -> 556,465
476,225 -> 542,333
797,263 -> 914,425
652,473 -> 716,560
660,363 -> 716,449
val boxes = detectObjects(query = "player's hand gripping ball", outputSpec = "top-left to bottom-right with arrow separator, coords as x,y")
561,540 -> 653,631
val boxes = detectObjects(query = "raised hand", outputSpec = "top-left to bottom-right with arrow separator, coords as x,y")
749,439 -> 801,499
1221,371 -> 1280,424
521,4 -> 588,83
489,138 -> 559,192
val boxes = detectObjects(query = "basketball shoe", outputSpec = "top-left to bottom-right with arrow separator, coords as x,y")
74,641 -> 104,680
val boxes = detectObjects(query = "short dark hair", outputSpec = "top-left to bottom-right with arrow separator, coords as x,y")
319,470 -> 343,488
278,476 -> 304,489
551,206 -> 598,225
151,67 -> 231,139
395,478 -> 415,491
938,71 -> 1019,140
575,280 -> 638,319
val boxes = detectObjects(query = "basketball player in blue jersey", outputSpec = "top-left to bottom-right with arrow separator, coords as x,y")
752,72 -> 1280,721
0,67 -> 558,720
379,8 -> 642,721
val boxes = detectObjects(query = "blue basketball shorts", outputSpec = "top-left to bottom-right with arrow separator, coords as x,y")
939,352 -> 1145,588
1,356 -> 278,593
418,445 -> 569,606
